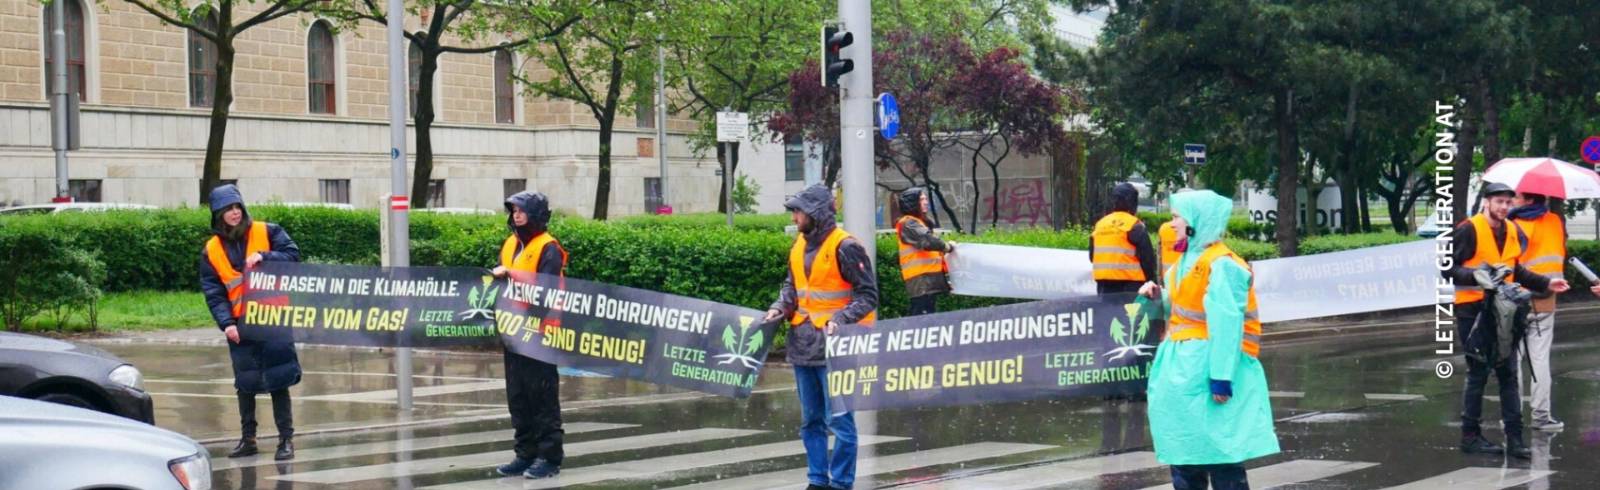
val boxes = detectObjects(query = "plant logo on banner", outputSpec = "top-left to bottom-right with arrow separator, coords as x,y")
714,316 -> 765,369
1105,296 -> 1157,360
460,275 -> 499,320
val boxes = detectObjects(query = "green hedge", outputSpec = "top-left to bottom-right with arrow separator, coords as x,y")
0,208 -> 1421,318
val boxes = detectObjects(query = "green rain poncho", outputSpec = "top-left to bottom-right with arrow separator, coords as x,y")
1147,190 -> 1280,465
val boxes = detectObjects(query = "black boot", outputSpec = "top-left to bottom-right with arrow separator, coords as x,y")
1506,438 -> 1532,459
227,437 -> 258,458
274,438 -> 295,461
1461,434 -> 1504,455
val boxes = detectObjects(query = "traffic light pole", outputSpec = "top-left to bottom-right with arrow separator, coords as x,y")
837,0 -> 876,462
385,0 -> 414,411
50,0 -> 69,202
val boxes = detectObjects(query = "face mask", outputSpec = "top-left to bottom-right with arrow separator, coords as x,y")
1174,238 -> 1189,253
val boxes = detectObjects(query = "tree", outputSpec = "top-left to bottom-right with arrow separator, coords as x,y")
338,0 -> 579,208
507,0 -> 658,220
952,46 -> 1074,229
663,0 -> 823,214
122,0 -> 341,205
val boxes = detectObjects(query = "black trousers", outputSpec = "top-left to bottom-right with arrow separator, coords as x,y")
238,389 -> 293,439
506,351 -> 564,464
1457,304 -> 1524,441
908,294 -> 940,316
1171,464 -> 1249,490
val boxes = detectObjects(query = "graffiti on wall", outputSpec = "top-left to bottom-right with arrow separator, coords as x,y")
930,178 -> 1052,230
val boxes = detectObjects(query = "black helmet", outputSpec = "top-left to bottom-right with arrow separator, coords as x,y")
1483,182 -> 1515,198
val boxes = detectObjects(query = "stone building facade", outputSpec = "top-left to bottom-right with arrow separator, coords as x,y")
0,0 -> 724,215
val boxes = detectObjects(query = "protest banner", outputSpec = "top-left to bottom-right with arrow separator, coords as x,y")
237,262 -> 498,348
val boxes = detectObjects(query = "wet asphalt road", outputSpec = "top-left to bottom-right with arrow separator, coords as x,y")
95,305 -> 1600,489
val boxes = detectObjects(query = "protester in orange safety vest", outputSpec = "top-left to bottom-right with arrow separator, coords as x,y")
197,184 -> 302,462
491,191 -> 568,480
895,187 -> 954,316
1510,191 -> 1567,432
1092,183 -> 1159,295
1444,182 -> 1569,459
764,184 -> 878,490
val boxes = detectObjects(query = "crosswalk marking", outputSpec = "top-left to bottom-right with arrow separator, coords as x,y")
272,427 -> 764,484
421,435 -> 910,490
1382,467 -> 1555,489
1136,459 -> 1377,490
1365,393 -> 1427,402
301,380 -> 509,403
214,422 -> 636,470
900,451 -> 1159,489
665,441 -> 1055,490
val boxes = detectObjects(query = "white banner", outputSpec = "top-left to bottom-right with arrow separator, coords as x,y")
948,241 -> 1438,323
946,244 -> 1095,299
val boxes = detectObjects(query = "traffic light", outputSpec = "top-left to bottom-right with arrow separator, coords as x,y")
822,24 -> 854,88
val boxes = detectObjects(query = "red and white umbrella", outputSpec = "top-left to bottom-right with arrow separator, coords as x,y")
1481,157 -> 1600,199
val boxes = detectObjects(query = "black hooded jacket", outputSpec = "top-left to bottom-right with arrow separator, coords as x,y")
503,191 -> 563,277
771,185 -> 880,366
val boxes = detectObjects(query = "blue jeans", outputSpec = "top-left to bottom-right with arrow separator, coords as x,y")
1171,464 -> 1249,490
795,365 -> 857,489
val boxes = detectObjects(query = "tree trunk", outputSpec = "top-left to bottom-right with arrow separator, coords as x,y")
1455,88 -> 1478,220
1478,77 -> 1501,166
411,52 -> 441,208
924,157 -> 962,233
1273,89 -> 1300,257
1339,84 -> 1360,234
823,140 -> 842,186
200,40 -> 237,205
594,117 -> 614,219
717,141 -> 742,214
969,145 -> 983,231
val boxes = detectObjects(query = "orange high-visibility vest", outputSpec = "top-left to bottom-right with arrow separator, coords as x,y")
1159,221 -> 1181,276
500,233 -> 567,276
1456,214 -> 1523,304
789,227 -> 877,329
1165,241 -> 1262,358
205,222 -> 270,319
1092,212 -> 1147,281
895,215 -> 946,281
1514,212 -> 1565,280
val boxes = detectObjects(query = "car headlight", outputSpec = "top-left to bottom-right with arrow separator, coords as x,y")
169,452 -> 212,490
110,364 -> 144,392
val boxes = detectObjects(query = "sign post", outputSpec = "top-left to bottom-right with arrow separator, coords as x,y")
716,110 -> 749,227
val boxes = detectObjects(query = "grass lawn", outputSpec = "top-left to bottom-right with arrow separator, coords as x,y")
19,290 -> 212,333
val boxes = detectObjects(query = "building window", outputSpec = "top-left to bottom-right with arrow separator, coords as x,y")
307,21 -> 337,114
503,179 -> 526,198
427,180 -> 446,208
41,0 -> 87,102
408,41 -> 422,118
636,93 -> 656,129
187,12 -> 218,107
644,177 -> 663,214
68,179 -> 100,202
199,179 -> 238,201
319,179 -> 350,204
784,136 -> 805,182
495,49 -> 515,124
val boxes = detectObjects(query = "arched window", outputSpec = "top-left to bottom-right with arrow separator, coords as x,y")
306,21 -> 337,114
41,0 -> 86,102
187,12 -> 219,107
494,49 -> 515,124
408,41 -> 422,118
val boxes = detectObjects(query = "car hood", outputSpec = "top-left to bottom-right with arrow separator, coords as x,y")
0,331 -> 124,364
0,395 -> 199,458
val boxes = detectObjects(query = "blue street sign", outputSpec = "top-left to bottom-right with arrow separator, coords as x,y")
878,93 -> 900,140
1183,144 -> 1206,165
1582,136 -> 1600,165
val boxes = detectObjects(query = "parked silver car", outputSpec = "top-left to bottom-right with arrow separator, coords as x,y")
0,395 -> 210,490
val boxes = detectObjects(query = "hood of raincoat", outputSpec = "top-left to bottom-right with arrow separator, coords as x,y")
1171,190 -> 1232,253
504,191 -> 552,238
1111,183 -> 1139,214
897,187 -> 927,218
785,184 -> 837,246
208,184 -> 252,237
